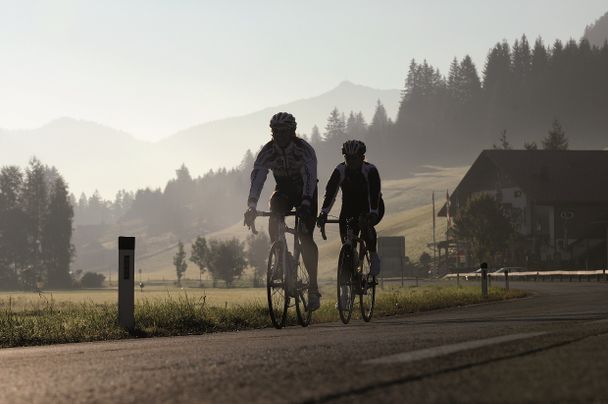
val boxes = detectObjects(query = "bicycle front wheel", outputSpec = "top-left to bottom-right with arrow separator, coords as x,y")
267,241 -> 289,329
337,244 -> 355,324
359,251 -> 376,322
295,253 -> 312,327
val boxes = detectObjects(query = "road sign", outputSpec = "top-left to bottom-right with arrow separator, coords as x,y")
378,236 -> 406,277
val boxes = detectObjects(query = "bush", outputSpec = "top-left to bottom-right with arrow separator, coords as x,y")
80,272 -> 106,288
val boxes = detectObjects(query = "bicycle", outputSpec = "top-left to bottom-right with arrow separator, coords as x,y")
249,210 -> 312,329
320,216 -> 376,324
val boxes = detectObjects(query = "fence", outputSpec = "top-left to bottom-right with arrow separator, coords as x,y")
444,269 -> 608,283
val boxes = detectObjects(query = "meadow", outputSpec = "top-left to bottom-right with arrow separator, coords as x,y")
0,283 -> 525,348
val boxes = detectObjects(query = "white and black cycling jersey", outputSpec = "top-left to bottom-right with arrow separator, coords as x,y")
320,162 -> 382,215
248,138 -> 317,208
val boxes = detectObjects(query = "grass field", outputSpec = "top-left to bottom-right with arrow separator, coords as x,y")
0,283 -> 526,348
0,286 -> 267,311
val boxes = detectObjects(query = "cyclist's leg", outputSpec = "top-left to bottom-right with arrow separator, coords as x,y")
298,187 -> 319,293
366,197 -> 384,253
268,190 -> 291,242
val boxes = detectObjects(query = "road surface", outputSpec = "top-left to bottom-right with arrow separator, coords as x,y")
1,281 -> 607,403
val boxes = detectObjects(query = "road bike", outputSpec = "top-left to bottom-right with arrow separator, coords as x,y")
320,216 -> 376,324
249,210 -> 312,329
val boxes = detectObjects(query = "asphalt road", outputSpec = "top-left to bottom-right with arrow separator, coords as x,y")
2,281 -> 608,403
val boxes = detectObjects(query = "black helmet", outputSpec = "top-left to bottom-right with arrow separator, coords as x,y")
270,112 -> 297,130
342,140 -> 366,156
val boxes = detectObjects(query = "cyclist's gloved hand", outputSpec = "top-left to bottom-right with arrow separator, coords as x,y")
243,207 -> 257,228
316,212 -> 328,228
297,200 -> 313,234
296,200 -> 312,220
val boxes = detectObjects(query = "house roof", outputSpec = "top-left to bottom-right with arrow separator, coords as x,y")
438,150 -> 608,216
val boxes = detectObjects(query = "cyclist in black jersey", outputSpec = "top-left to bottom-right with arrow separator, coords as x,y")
316,140 -> 384,275
243,112 -> 321,310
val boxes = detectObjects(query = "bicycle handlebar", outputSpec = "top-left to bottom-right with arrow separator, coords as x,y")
319,219 -> 340,240
247,210 -> 296,235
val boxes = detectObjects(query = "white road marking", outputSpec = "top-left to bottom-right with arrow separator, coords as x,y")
364,332 -> 547,365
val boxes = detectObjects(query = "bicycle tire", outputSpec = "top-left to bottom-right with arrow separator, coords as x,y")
267,241 -> 289,329
337,244 -> 355,324
359,250 -> 376,322
295,253 -> 312,327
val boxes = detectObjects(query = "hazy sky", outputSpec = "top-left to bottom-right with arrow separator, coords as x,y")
1,0 -> 606,141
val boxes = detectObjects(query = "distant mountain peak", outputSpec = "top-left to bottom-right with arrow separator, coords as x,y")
337,80 -> 356,87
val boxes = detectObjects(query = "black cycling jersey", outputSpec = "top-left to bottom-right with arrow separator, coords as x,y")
248,138 -> 317,208
320,162 -> 382,216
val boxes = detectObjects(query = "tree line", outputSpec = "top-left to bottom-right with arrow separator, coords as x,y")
72,34 -> 608,266
386,35 -> 608,171
0,158 -> 74,290
172,232 -> 269,288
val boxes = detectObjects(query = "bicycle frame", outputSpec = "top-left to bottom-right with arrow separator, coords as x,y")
322,217 -> 369,266
252,211 -> 301,295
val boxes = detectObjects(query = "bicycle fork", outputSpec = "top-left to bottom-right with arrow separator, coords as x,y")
280,240 -> 297,298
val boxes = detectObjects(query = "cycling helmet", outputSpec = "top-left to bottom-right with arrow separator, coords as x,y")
270,112 -> 297,130
342,140 -> 366,156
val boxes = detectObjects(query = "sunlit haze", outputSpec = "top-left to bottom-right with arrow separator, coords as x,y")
1,0 -> 606,141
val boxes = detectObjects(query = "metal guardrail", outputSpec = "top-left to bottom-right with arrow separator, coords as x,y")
444,269 -> 608,282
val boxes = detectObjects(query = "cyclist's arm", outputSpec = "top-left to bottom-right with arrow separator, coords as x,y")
300,141 -> 317,206
247,144 -> 272,209
367,165 -> 381,215
320,165 -> 344,215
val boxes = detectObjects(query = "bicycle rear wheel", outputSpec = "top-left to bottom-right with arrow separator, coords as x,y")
359,250 -> 376,322
267,241 -> 289,329
295,253 -> 312,327
337,244 -> 355,324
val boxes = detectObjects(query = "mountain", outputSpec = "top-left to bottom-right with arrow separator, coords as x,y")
0,118 -> 163,198
0,82 -> 400,197
584,11 -> 608,47
157,81 -> 400,174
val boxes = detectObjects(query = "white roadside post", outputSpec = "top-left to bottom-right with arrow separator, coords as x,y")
118,237 -> 135,331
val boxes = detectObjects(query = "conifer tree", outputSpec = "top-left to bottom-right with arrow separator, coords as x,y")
541,119 -> 569,150
44,176 -> 74,288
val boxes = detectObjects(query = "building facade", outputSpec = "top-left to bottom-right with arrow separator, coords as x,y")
439,150 -> 608,270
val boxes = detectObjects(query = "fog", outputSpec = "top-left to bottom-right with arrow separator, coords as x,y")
1,2 -> 608,282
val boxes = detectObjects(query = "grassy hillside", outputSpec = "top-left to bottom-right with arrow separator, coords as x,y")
136,165 -> 467,281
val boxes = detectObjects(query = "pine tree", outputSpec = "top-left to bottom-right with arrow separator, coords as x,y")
456,55 -> 481,103
483,41 -> 512,92
23,157 -> 49,288
531,37 -> 549,78
310,125 -> 322,145
447,57 -> 460,93
370,100 -> 389,131
0,166 -> 27,288
346,110 -> 367,139
512,35 -> 532,83
324,107 -> 346,142
541,119 -> 569,150
44,176 -> 75,288
239,149 -> 255,172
